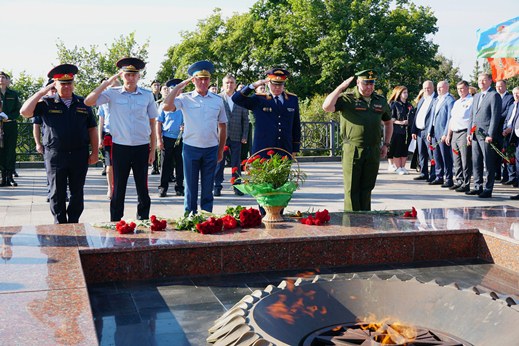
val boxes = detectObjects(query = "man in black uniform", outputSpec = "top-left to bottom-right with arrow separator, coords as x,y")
20,64 -> 98,224
0,71 -> 21,187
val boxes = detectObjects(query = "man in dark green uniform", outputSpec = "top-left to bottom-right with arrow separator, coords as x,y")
0,72 -> 21,187
322,70 -> 393,211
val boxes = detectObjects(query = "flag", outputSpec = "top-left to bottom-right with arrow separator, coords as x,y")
487,57 -> 519,81
476,17 -> 519,58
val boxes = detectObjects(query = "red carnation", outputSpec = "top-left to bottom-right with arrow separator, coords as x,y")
230,177 -> 236,184
301,209 -> 330,226
232,167 -> 239,174
222,215 -> 238,230
240,208 -> 262,228
430,159 -> 436,166
470,125 -> 477,134
224,146 -> 230,151
260,158 -> 267,163
452,149 -> 459,155
267,150 -> 276,156
510,157 -> 516,165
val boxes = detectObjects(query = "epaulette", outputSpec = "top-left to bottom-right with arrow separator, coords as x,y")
255,93 -> 270,99
374,93 -> 387,100
211,93 -> 222,98
285,91 -> 297,97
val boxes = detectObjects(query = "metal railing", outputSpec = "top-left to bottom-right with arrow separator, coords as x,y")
16,120 -> 342,161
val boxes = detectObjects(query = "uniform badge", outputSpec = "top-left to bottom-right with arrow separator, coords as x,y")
262,107 -> 272,112
49,109 -> 62,114
287,108 -> 295,112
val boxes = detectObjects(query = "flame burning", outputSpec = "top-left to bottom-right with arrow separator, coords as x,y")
358,313 -> 417,344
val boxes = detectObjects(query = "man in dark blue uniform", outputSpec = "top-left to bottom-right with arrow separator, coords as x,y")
20,64 -> 98,223
232,68 -> 301,157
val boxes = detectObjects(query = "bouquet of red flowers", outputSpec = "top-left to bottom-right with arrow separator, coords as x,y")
300,209 -> 331,225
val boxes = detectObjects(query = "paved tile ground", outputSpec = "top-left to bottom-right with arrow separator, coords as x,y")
1,161 -> 518,226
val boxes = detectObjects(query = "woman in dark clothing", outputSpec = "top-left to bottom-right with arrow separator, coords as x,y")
388,86 -> 414,175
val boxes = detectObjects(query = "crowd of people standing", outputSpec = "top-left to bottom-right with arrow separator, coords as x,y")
3,59 -> 519,222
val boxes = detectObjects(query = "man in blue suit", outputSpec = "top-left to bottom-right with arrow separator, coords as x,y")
427,80 -> 455,187
411,80 -> 437,182
466,73 -> 502,198
503,86 -> 519,193
232,68 -> 301,157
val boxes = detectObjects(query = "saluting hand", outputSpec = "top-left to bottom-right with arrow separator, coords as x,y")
251,79 -> 269,89
338,76 -> 355,91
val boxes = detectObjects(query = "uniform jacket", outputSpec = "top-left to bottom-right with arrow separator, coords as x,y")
0,88 -> 21,121
411,92 -> 437,135
335,87 -> 391,147
470,87 -> 502,139
34,94 -> 96,152
219,92 -> 249,142
232,85 -> 301,154
427,93 -> 455,139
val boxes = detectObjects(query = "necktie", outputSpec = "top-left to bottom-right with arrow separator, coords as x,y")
274,96 -> 281,105
477,93 -> 485,110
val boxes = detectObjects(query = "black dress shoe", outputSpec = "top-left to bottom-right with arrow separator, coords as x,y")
213,189 -> 221,197
13,171 -> 18,177
503,179 -> 516,185
510,194 -> 519,200
455,186 -> 470,193
429,179 -> 444,185
413,175 -> 428,181
234,189 -> 244,196
151,170 -> 160,175
441,181 -> 454,188
7,177 -> 18,187
175,191 -> 184,196
466,189 -> 483,195
449,184 -> 461,190
158,188 -> 167,197
478,190 -> 492,198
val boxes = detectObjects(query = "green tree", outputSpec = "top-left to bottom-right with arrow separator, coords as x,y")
9,72 -> 45,106
423,54 -> 463,95
55,32 -> 150,96
158,0 -> 439,99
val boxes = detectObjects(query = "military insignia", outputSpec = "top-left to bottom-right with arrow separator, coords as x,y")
287,108 -> 295,112
76,108 -> 88,114
368,71 -> 374,79
354,107 -> 367,111
262,107 -> 272,112
49,110 -> 62,114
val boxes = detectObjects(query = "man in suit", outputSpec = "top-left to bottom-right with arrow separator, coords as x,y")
445,80 -> 473,193
411,80 -> 437,182
503,86 -> 519,195
214,74 -> 249,196
427,80 -> 455,187
466,73 -> 502,198
496,80 -> 515,183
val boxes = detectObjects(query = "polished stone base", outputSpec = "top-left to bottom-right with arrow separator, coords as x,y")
1,206 -> 519,344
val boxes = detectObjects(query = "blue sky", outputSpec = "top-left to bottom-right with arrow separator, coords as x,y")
2,0 -> 518,85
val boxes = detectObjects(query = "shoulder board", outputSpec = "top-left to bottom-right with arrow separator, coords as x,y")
255,93 -> 269,98
373,93 -> 387,100
285,91 -> 297,97
211,93 -> 222,98
74,94 -> 85,102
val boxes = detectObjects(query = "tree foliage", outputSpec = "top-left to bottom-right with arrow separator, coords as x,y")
55,32 -> 150,96
423,54 -> 463,95
157,0 -> 439,99
9,72 -> 45,106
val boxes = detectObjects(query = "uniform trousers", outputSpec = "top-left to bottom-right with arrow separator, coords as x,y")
45,148 -> 88,224
214,138 -> 242,190
472,134 -> 497,192
416,129 -> 436,181
111,143 -> 151,221
183,143 -> 218,213
0,122 -> 17,176
342,143 -> 380,211
159,136 -> 184,193
451,130 -> 471,188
